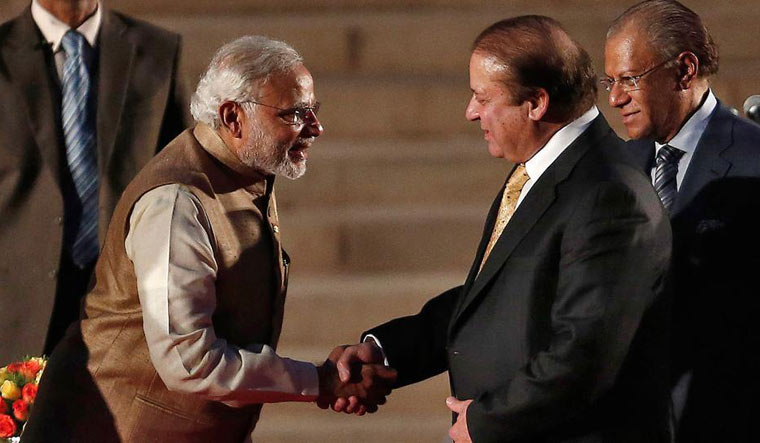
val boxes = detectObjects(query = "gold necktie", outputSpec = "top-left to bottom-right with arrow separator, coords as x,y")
479,164 -> 530,272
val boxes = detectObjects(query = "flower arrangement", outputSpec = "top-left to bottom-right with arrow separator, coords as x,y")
0,357 -> 46,442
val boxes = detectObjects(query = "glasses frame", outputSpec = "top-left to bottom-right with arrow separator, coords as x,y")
239,100 -> 320,126
601,58 -> 675,93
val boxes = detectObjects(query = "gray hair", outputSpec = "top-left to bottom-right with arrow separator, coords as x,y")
190,35 -> 304,128
607,0 -> 719,78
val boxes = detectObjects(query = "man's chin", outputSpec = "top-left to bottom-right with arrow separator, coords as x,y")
278,159 -> 306,180
622,122 -> 655,141
486,143 -> 505,159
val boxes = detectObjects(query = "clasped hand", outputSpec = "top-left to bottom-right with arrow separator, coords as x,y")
315,342 -> 396,415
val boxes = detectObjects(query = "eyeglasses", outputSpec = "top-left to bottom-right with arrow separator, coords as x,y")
240,100 -> 321,126
600,58 -> 674,92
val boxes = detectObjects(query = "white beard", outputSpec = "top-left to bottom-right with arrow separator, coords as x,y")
239,123 -> 306,180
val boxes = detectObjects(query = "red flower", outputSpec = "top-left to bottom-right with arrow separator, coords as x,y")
12,399 -> 29,421
20,360 -> 42,380
0,413 -> 17,438
22,383 -> 38,404
6,362 -> 22,373
0,400 -> 7,414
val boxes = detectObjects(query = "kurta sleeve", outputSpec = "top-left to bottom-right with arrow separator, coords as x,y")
125,184 -> 319,406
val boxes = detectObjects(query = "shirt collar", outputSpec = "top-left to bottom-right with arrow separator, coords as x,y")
655,89 -> 717,155
31,0 -> 102,52
524,106 -> 599,182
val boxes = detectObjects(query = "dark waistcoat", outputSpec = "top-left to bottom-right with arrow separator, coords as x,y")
25,124 -> 288,442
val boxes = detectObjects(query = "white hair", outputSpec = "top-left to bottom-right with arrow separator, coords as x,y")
190,35 -> 304,128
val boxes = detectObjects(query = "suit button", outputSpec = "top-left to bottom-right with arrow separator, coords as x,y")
54,216 -> 63,225
48,269 -> 58,279
452,350 -> 460,357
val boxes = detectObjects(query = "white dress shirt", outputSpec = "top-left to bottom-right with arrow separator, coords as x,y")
125,184 -> 319,406
517,106 -> 600,207
31,0 -> 101,79
652,90 -> 717,189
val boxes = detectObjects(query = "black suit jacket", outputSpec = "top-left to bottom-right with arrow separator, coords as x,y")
367,115 -> 673,442
627,101 -> 760,443
0,7 -> 190,363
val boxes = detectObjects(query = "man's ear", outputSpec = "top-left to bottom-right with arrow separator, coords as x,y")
527,88 -> 549,121
219,101 -> 244,138
676,51 -> 700,90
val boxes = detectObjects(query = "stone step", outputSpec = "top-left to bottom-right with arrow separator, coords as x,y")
276,272 -> 467,350
312,75 -> 476,138
274,137 -> 507,210
271,137 -> 506,274
262,73 -> 751,137
111,0 -> 760,18
2,2 -> 758,118
151,8 -> 757,133
260,273 -> 457,441
155,9 -> 757,71
278,202 -> 490,274
131,7 -> 756,77
254,373 -> 452,442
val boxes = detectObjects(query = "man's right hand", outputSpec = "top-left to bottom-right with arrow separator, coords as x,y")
316,343 -> 395,414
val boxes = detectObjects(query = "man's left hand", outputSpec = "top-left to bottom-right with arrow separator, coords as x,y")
446,396 -> 473,443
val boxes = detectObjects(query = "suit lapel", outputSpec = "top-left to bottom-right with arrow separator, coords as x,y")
627,138 -> 655,175
96,11 -> 135,176
451,116 -> 612,329
673,103 -> 733,216
3,8 -> 64,183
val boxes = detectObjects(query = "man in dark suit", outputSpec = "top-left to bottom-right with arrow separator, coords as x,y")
0,0 -> 189,363
604,1 -> 760,441
332,15 -> 672,442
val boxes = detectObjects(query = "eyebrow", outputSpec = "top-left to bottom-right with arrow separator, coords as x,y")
288,100 -> 318,108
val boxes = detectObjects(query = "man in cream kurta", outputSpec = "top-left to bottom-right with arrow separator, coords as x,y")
23,36 -> 395,443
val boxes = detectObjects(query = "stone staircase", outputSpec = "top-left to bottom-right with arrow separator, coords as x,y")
2,0 -> 759,441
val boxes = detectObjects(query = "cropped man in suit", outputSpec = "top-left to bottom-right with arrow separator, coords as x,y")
0,0 -> 189,362
604,1 -> 760,441
333,15 -> 672,442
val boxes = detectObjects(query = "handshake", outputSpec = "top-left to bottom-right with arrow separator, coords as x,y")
315,340 -> 396,415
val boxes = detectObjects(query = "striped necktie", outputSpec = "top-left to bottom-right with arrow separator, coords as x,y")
653,144 -> 685,213
61,30 -> 99,267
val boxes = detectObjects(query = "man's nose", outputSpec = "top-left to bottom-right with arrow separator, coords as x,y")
608,83 -> 630,108
465,97 -> 479,121
302,111 -> 323,137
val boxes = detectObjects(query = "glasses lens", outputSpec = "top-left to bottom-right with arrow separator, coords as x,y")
294,109 -> 307,125
296,104 -> 321,125
279,103 -> 321,125
621,77 -> 638,91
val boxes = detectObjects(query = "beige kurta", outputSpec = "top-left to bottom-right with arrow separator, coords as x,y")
24,124 -> 303,442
